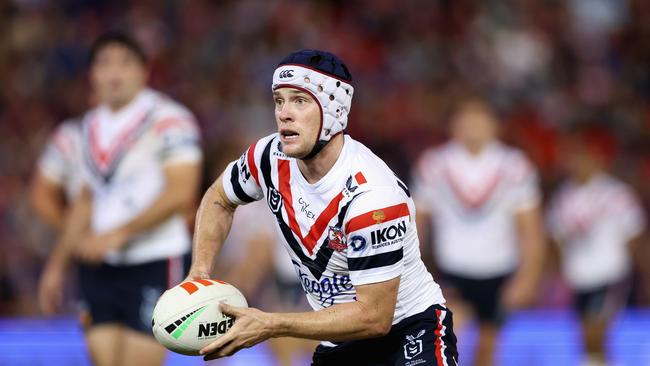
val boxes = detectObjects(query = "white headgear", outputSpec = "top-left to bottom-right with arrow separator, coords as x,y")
272,64 -> 354,143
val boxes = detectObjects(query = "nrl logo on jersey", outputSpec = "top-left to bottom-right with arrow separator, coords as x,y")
267,187 -> 283,213
404,329 -> 425,360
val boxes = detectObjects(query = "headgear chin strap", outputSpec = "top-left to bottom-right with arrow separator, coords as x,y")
272,50 -> 354,159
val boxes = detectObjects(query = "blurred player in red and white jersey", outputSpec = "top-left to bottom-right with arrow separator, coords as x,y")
38,32 -> 202,366
547,126 -> 646,366
30,118 -> 84,232
412,96 -> 545,366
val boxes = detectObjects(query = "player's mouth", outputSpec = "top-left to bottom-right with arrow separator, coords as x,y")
280,129 -> 299,142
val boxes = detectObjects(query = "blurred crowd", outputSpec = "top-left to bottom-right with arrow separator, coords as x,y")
2,0 -> 650,315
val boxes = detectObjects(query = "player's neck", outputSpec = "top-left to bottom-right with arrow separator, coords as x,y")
297,134 -> 345,184
104,89 -> 142,112
462,140 -> 491,155
575,169 -> 599,185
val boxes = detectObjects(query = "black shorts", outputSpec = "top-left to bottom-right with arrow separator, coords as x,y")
78,254 -> 189,335
439,271 -> 510,325
312,304 -> 458,366
575,280 -> 630,320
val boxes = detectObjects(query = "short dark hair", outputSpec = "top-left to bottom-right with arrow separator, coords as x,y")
88,31 -> 147,66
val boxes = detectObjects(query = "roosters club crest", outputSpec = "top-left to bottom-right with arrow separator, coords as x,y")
327,226 -> 347,252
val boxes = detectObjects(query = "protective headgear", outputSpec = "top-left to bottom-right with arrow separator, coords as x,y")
272,49 -> 354,159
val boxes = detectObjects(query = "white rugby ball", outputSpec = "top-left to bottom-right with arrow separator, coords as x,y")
152,279 -> 248,355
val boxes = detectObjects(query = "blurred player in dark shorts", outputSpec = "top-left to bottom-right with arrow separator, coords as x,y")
413,96 -> 545,366
38,32 -> 202,366
547,126 -> 645,366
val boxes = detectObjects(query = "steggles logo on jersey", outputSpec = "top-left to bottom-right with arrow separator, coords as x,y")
371,220 -> 407,248
296,265 -> 354,306
349,235 -> 367,251
327,226 -> 347,252
267,187 -> 283,213
372,210 -> 386,224
279,70 -> 294,79
404,329 -> 425,360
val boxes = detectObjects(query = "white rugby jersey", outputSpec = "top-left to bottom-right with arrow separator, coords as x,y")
37,118 -> 84,199
547,173 -> 645,290
222,134 -> 444,344
413,141 -> 541,278
80,88 -> 202,265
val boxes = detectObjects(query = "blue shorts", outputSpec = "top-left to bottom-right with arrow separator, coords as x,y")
78,254 -> 189,335
312,304 -> 458,366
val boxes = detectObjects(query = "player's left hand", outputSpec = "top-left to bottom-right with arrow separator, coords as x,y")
501,275 -> 536,310
200,302 -> 275,360
75,229 -> 129,264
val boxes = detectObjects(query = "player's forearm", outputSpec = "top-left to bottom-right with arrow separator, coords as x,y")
516,207 -> 545,283
30,173 -> 66,231
32,196 -> 65,231
190,177 -> 237,275
271,300 -> 392,342
48,190 -> 91,268
120,163 -> 200,237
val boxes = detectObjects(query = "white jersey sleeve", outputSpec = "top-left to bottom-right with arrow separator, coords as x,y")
38,133 -> 68,185
506,151 -> 541,212
221,134 -> 275,205
37,120 -> 84,199
410,148 -> 444,214
545,190 -> 567,243
153,104 -> 202,165
609,185 -> 646,242
344,187 -> 410,286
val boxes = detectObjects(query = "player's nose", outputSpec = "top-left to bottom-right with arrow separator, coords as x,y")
277,104 -> 293,122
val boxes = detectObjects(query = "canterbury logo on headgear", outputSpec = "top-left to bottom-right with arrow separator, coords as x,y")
272,64 -> 354,143
279,70 -> 294,79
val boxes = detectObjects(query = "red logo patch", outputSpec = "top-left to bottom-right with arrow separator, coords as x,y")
327,226 -> 347,252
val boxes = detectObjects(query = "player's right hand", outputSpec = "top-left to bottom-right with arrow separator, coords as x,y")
38,263 -> 65,315
183,268 -> 211,283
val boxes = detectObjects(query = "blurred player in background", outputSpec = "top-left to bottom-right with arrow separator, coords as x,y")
413,96 -> 545,366
30,118 -> 84,232
29,117 -> 84,315
37,32 -> 202,366
188,49 -> 458,365
547,127 -> 646,366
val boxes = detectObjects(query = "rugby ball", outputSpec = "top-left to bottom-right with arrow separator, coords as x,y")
152,279 -> 248,355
